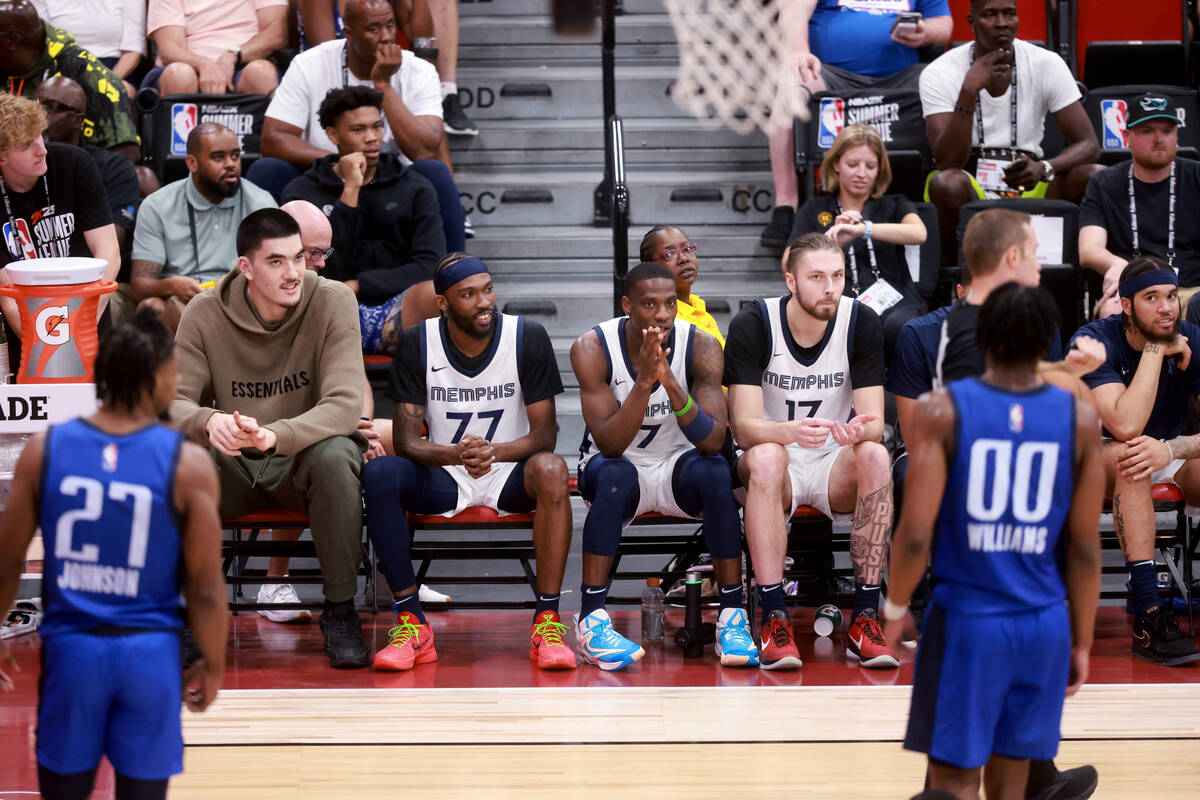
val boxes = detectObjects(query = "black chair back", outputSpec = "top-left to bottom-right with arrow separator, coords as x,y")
139,92 -> 271,183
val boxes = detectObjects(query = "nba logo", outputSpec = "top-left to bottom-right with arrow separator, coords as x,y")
102,443 -> 118,473
1100,99 -> 1127,149
1008,403 -> 1024,434
170,103 -> 198,156
818,98 -> 845,148
3,218 -> 36,260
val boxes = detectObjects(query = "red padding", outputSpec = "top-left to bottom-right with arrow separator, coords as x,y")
222,509 -> 309,526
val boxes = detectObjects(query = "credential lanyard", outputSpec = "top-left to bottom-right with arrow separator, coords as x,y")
0,173 -> 50,261
187,203 -> 200,271
970,44 -> 1018,157
836,200 -> 877,290
1129,160 -> 1176,268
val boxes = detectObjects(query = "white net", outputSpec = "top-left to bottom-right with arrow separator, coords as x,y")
662,0 -> 809,136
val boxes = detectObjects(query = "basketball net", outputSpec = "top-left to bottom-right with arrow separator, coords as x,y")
663,0 -> 810,136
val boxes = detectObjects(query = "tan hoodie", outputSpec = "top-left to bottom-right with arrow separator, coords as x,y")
170,268 -> 366,456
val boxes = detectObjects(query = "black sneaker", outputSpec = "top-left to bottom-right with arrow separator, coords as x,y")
759,205 -> 794,249
1132,604 -> 1200,666
443,93 -> 478,136
1026,762 -> 1098,800
319,604 -> 370,669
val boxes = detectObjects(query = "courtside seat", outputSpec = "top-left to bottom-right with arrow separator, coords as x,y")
1102,484 -> 1196,633
221,509 -> 377,615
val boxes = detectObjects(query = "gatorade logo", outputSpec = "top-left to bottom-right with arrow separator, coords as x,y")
35,305 -> 70,346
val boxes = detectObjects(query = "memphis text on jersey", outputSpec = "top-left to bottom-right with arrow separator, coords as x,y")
763,369 -> 845,391
430,382 -> 516,403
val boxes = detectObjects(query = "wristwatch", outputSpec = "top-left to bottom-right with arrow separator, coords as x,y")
227,45 -> 242,67
1040,159 -> 1055,182
864,219 -> 874,239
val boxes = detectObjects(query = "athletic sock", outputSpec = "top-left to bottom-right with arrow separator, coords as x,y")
533,592 -> 561,621
758,582 -> 786,627
718,583 -> 743,612
392,592 -> 426,625
441,81 -> 457,99
852,583 -> 882,623
1127,560 -> 1160,617
580,583 -> 609,619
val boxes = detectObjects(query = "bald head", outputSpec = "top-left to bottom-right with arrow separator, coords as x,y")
36,76 -> 86,144
0,1 -> 46,75
282,200 -> 333,270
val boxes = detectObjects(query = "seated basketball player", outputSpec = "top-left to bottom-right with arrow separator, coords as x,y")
362,255 -> 576,671
724,233 -> 895,671
886,283 -> 1103,799
1071,256 -> 1200,666
571,262 -> 756,670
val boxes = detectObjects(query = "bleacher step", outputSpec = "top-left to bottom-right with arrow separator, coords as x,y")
459,0 -> 667,17
455,64 -> 682,121
467,224 -> 777,262
458,13 -> 678,63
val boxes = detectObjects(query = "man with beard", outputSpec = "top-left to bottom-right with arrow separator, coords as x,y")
362,255 -> 576,671
1080,94 -> 1200,313
724,233 -> 895,671
1072,257 -> 1200,666
131,123 -> 276,333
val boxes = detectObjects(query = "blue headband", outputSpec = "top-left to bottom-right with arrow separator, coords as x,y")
433,256 -> 489,295
1118,269 -> 1178,299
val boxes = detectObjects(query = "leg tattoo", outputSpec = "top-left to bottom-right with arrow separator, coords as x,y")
851,482 -> 893,585
1112,493 -> 1128,555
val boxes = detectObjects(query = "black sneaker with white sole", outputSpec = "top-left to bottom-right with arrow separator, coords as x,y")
443,94 -> 478,136
1132,604 -> 1200,666
1025,762 -> 1098,800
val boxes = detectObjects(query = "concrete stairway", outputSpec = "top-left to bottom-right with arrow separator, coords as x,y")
453,0 -> 784,458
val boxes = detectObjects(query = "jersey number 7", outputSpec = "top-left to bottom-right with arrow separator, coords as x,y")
446,410 -> 504,443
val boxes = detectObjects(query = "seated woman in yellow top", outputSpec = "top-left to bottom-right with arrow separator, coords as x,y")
641,224 -> 725,346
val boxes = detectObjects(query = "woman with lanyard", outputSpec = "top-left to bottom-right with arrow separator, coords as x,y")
791,123 -> 928,361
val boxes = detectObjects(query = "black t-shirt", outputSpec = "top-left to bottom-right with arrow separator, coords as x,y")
388,316 -> 564,407
82,143 -> 138,282
939,302 -> 1065,384
0,143 -> 110,267
791,193 -> 921,303
722,296 -> 886,388
1079,158 -> 1200,286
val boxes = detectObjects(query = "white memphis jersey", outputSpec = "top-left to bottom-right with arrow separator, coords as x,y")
760,294 -> 856,427
422,313 -> 529,445
579,316 -> 695,467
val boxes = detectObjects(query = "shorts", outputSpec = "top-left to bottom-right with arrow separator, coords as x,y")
359,290 -> 406,354
442,459 -> 526,517
785,443 -> 845,520
904,601 -> 1070,768
923,170 -> 1049,202
140,63 -> 279,92
37,630 -> 183,780
578,449 -> 696,521
1152,457 -> 1185,487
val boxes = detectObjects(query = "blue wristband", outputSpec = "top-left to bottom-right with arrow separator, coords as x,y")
679,406 -> 715,444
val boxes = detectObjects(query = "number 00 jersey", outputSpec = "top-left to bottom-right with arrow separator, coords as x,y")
933,378 -> 1076,614
760,294 -> 856,431
421,312 -> 530,446
39,419 -> 185,639
578,317 -> 695,468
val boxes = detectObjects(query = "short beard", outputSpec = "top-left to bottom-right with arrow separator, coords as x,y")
794,289 -> 838,321
200,173 -> 240,198
1129,309 -> 1180,342
1136,148 -> 1176,171
449,308 -> 495,341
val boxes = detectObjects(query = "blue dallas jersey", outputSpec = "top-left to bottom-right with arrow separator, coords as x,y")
39,419 -> 186,639
932,378 -> 1076,614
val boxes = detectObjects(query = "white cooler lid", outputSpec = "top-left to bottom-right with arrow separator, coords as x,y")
4,257 -> 107,286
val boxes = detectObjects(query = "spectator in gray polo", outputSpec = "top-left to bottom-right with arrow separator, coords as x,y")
131,122 -> 276,333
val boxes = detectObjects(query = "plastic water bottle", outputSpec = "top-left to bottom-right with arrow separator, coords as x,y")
641,577 -> 665,642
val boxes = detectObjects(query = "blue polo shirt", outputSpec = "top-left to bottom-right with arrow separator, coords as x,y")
809,0 -> 952,79
1072,316 -> 1200,440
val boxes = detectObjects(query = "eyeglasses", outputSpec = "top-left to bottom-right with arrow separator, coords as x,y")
38,99 -> 84,115
658,243 -> 698,261
308,247 -> 335,262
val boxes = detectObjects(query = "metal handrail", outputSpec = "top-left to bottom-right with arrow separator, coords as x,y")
610,114 -> 630,316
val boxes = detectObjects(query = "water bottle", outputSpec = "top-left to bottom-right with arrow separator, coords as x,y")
641,577 -> 665,643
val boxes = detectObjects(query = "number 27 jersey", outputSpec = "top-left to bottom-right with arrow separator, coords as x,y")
39,419 -> 185,639
933,378 -> 1076,614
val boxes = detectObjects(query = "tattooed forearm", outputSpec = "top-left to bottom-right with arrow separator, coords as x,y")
851,482 -> 893,585
131,259 -> 164,281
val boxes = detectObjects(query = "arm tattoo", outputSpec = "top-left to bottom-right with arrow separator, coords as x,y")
850,482 -> 893,586
131,260 -> 164,281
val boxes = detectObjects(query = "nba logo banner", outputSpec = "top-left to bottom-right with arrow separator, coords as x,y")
818,97 -> 845,148
3,218 -> 36,260
1100,99 -> 1127,149
170,103 -> 198,156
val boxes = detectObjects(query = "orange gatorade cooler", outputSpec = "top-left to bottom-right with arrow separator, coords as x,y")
0,257 -> 115,383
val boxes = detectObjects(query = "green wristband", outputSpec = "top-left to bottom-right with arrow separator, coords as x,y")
672,394 -> 694,417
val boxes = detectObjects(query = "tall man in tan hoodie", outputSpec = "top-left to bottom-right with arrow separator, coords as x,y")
170,208 -> 372,669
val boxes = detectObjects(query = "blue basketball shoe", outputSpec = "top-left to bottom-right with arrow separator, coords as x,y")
574,609 -> 644,671
715,607 -> 760,667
